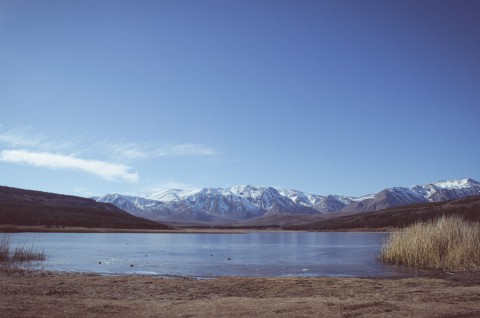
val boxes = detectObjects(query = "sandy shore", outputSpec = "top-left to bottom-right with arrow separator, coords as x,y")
1,269 -> 479,317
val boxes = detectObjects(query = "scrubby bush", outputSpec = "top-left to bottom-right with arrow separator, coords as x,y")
380,215 -> 480,271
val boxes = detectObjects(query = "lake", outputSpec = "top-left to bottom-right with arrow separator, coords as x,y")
9,231 -> 405,278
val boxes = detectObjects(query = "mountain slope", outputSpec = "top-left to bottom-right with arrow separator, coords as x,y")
0,186 -> 171,229
96,186 -> 320,223
95,178 -> 480,225
285,195 -> 480,231
343,178 -> 480,212
229,185 -> 319,215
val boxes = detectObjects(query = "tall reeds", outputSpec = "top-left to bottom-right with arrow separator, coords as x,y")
0,235 -> 10,262
380,215 -> 480,271
0,235 -> 46,263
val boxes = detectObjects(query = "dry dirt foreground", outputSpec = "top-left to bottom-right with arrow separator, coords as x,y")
1,270 -> 480,318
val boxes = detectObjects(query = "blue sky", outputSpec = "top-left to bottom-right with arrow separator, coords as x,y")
1,0 -> 479,197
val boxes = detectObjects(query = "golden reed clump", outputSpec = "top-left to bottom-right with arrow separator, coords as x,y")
380,215 -> 480,271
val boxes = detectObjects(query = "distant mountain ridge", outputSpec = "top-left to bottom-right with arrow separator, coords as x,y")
95,178 -> 480,224
285,194 -> 480,231
345,178 -> 480,212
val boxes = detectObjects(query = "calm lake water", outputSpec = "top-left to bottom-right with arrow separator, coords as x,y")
10,232 -> 405,278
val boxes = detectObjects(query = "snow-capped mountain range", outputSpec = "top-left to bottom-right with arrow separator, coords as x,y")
95,178 -> 480,223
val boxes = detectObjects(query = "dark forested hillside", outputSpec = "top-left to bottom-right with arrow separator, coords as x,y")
0,186 -> 171,230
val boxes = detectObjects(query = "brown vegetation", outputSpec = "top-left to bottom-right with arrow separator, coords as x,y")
0,235 -> 45,263
381,215 -> 480,271
0,185 -> 171,230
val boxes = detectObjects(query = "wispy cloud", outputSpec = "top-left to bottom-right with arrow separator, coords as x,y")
106,142 -> 219,161
155,143 -> 219,157
0,149 -> 139,182
0,127 -> 78,151
106,142 -> 151,161
0,127 -> 220,161
0,126 -> 220,184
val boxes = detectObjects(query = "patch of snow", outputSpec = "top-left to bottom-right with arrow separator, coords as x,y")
432,178 -> 474,190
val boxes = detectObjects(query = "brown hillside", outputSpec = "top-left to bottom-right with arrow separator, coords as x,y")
0,186 -> 171,230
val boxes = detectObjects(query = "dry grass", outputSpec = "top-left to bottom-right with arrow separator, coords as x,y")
0,235 -> 46,263
380,215 -> 480,270
0,235 -> 10,262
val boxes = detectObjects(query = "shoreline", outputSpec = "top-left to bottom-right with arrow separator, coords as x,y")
0,225 -> 249,234
0,224 -> 395,234
1,267 -> 479,317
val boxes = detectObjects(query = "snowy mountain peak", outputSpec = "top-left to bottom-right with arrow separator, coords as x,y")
279,189 -> 324,207
230,185 -> 276,197
431,178 -> 479,190
95,178 -> 480,223
229,185 -> 289,210
146,189 -> 185,202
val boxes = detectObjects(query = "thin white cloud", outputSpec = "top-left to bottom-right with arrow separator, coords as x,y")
155,143 -> 219,157
106,142 -> 219,161
0,126 -> 220,187
0,127 -> 220,161
106,142 -> 151,161
0,149 -> 138,183
0,128 -> 77,151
